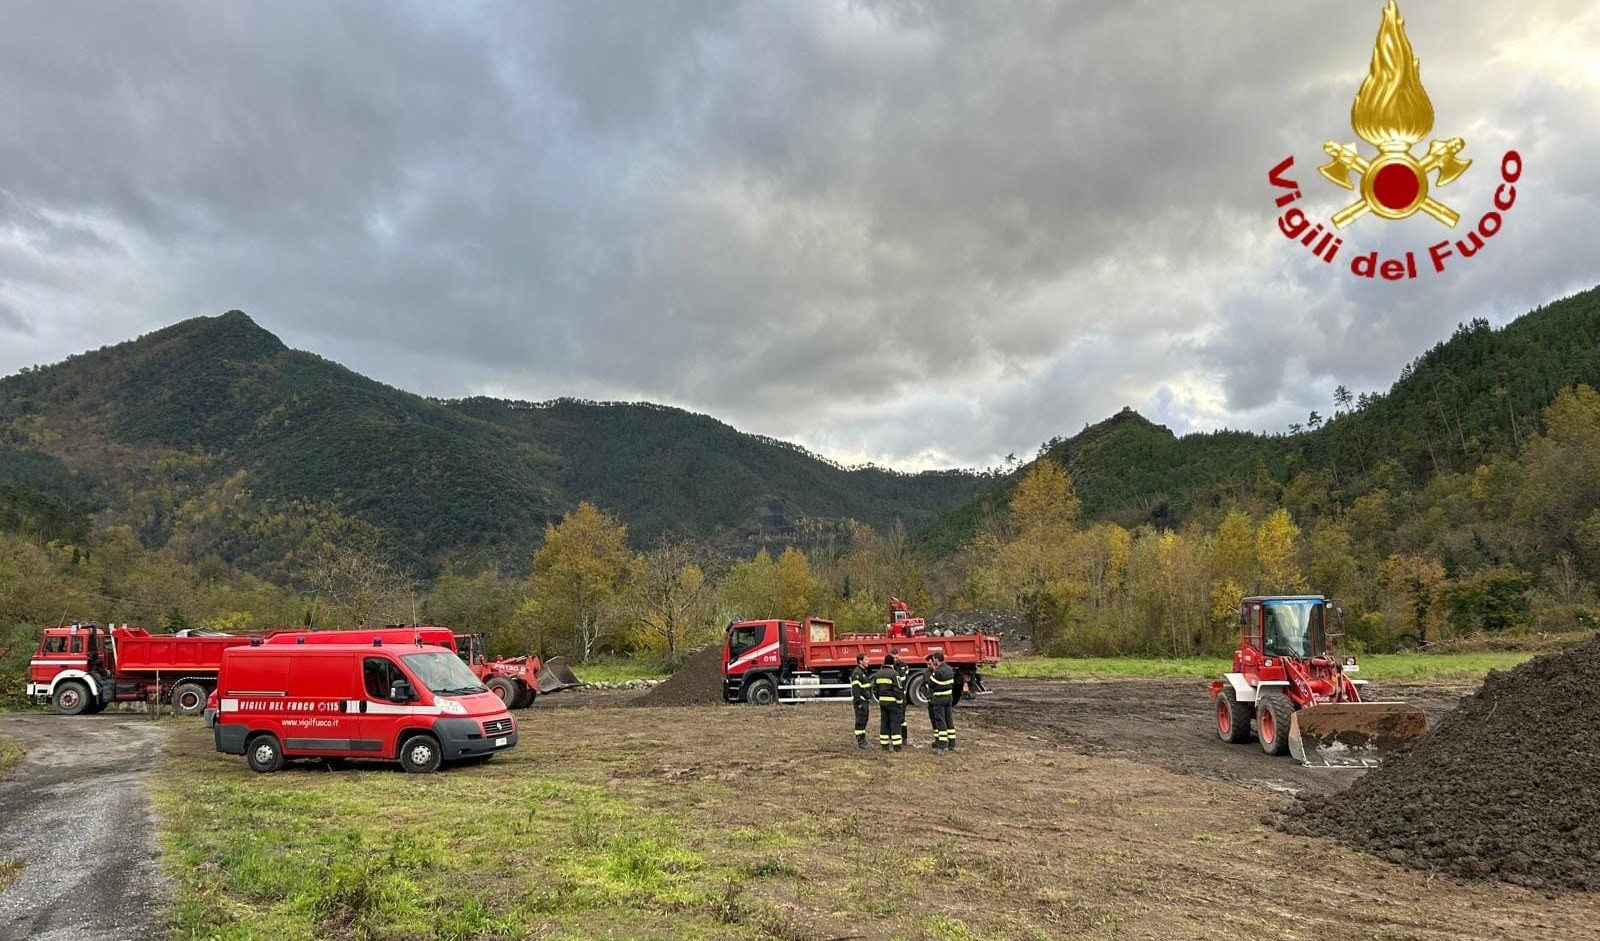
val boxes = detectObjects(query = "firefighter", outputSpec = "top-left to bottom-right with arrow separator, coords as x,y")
895,656 -> 912,747
849,653 -> 872,748
872,654 -> 903,751
926,650 -> 956,752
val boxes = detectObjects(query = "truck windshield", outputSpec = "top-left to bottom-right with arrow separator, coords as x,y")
401,652 -> 488,695
1262,602 -> 1324,658
728,625 -> 763,660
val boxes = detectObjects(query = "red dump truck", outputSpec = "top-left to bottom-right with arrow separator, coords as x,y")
722,616 -> 1002,705
27,623 -> 254,715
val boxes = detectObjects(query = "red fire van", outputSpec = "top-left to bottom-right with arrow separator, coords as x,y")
211,641 -> 518,773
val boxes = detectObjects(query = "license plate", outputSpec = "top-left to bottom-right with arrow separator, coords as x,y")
494,737 -> 508,747
1343,663 -> 1360,673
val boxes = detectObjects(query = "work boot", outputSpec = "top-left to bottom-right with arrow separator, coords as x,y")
857,739 -> 872,750
892,745 -> 902,752
880,744 -> 890,752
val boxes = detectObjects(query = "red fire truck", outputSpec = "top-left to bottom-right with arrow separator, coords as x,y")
27,623 -> 254,715
722,616 -> 1002,705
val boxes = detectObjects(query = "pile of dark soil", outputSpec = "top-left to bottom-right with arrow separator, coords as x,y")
633,646 -> 725,707
1278,636 -> 1600,892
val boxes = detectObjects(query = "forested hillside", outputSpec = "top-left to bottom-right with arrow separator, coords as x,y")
0,311 -> 986,576
920,286 -> 1600,554
4,287 -> 1600,663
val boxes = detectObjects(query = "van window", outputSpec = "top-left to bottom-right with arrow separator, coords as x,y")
43,636 -> 67,654
363,657 -> 409,700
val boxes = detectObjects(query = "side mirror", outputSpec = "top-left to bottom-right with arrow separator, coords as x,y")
389,681 -> 416,702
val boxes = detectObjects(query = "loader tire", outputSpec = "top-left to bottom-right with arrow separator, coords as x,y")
1216,687 -> 1252,744
399,734 -> 442,774
53,681 -> 91,716
1257,694 -> 1293,756
512,685 -> 537,709
171,681 -> 209,716
745,677 -> 778,705
486,676 -> 517,705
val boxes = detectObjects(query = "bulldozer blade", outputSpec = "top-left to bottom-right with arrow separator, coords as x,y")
1287,702 -> 1428,768
536,656 -> 584,693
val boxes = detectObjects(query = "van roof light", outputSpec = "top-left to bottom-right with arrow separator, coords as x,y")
296,636 -> 306,644
372,638 -> 382,646
249,637 -> 262,646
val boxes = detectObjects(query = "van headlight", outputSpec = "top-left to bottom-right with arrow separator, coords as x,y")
438,699 -> 466,715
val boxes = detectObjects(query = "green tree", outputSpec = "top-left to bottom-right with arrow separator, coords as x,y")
1254,509 -> 1306,593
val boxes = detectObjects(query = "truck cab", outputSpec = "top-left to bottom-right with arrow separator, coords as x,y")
27,624 -> 109,714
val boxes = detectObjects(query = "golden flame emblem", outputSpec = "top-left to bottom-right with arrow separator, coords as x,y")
1318,1 -> 1470,227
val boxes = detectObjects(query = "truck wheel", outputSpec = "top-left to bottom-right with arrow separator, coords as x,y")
171,681 -> 209,716
904,672 -> 929,707
1257,694 -> 1293,756
246,734 -> 285,773
399,734 -> 443,773
745,677 -> 778,705
1216,687 -> 1253,744
53,681 -> 91,716
486,676 -> 517,704
513,685 -> 537,709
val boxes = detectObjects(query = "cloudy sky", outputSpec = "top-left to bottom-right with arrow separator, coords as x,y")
1,1 -> 1596,470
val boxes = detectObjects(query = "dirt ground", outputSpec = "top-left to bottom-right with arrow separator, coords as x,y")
0,715 -> 171,941
533,677 -> 1597,940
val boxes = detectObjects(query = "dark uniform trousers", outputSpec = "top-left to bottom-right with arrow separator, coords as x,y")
850,666 -> 871,744
872,667 -> 903,749
927,663 -> 957,750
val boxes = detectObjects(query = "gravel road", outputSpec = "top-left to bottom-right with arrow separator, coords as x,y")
0,715 -> 172,941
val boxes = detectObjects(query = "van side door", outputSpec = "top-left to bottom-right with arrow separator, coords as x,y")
360,654 -> 417,757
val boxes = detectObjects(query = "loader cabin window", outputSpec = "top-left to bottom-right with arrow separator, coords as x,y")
728,625 -> 764,660
1262,601 -> 1326,659
400,651 -> 487,696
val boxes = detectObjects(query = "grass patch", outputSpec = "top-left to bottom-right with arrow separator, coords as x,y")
570,659 -> 670,684
0,859 -> 21,892
0,736 -> 25,778
992,651 -> 1536,683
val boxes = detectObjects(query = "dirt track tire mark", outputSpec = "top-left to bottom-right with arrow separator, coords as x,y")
0,715 -> 172,941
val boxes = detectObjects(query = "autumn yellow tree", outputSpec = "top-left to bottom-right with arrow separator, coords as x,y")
1254,509 -> 1307,593
623,537 -> 711,656
521,503 -> 630,661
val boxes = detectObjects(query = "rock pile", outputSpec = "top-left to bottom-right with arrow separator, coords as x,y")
1278,636 -> 1600,892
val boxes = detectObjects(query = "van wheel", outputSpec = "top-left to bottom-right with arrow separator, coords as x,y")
486,676 -> 517,704
171,681 -> 208,716
400,734 -> 442,773
53,681 -> 91,716
247,735 -> 285,773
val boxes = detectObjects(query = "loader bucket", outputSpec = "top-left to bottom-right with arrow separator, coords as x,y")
536,656 -> 584,693
1287,702 -> 1428,768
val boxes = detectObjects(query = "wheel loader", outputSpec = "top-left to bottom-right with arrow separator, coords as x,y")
1207,595 -> 1426,768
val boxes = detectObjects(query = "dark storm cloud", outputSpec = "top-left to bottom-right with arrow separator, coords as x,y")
0,1 -> 1595,468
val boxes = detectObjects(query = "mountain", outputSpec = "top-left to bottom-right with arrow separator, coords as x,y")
0,312 -> 987,575
917,284 -> 1600,554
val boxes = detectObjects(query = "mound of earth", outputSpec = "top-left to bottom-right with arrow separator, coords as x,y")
1277,636 -> 1600,892
633,646 -> 725,707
